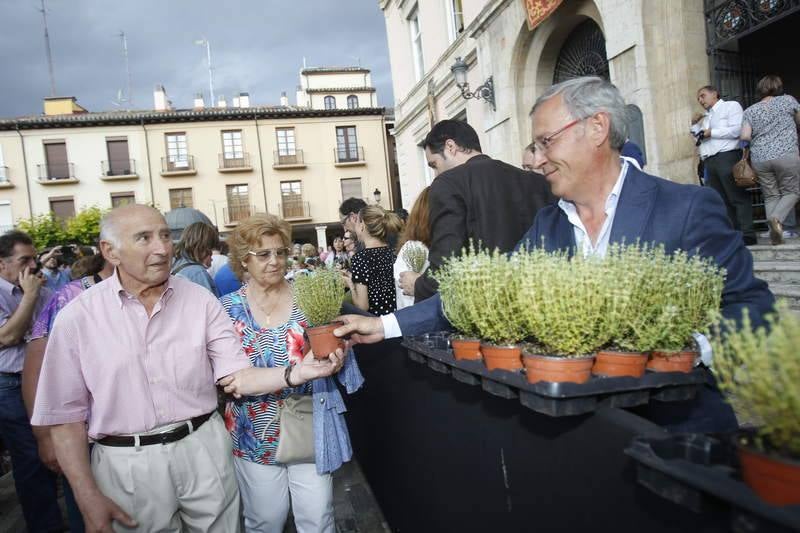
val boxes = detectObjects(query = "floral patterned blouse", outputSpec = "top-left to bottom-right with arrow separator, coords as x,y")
219,285 -> 311,465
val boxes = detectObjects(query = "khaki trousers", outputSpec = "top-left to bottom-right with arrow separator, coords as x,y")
91,412 -> 241,532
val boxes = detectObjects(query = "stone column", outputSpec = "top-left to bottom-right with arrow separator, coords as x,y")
315,225 -> 328,251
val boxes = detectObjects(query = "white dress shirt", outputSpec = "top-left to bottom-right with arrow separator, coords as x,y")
691,99 -> 743,159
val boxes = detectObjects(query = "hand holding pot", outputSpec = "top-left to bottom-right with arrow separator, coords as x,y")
398,271 -> 420,296
333,314 -> 385,345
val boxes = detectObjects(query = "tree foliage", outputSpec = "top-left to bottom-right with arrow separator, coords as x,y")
16,206 -> 105,249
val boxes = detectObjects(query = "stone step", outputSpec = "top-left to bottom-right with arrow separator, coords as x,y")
748,243 -> 800,262
768,282 -> 800,311
753,261 -> 800,285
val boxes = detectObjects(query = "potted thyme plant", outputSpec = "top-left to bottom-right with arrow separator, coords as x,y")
712,303 -> 800,506
435,245 -> 483,360
401,241 -> 429,275
293,268 -> 346,359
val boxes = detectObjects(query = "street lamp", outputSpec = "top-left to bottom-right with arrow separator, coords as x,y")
450,56 -> 495,111
373,188 -> 382,204
194,38 -> 215,105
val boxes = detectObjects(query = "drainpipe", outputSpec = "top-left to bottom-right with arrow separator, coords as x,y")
15,125 -> 33,221
254,113 -> 268,213
141,118 -> 155,207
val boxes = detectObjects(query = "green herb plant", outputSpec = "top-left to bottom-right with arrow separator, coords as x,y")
401,241 -> 429,273
293,268 -> 346,327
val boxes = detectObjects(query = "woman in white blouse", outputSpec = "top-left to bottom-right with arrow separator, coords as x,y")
394,187 -> 431,309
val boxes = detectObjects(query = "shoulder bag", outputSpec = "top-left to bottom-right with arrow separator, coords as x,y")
274,393 -> 315,464
733,147 -> 758,188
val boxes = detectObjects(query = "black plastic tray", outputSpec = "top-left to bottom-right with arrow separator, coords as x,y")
625,433 -> 800,532
401,332 -> 706,417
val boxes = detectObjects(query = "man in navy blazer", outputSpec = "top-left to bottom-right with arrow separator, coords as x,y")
335,77 -> 774,432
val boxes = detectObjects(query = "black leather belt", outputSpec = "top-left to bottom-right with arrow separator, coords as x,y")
97,411 -> 213,447
0,372 -> 21,377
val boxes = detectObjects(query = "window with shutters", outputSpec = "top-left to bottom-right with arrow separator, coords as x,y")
409,7 -> 424,81
446,0 -> 464,43
105,138 -> 132,176
340,178 -> 362,202
169,188 -> 193,209
226,184 -> 250,223
49,196 -> 75,221
335,126 -> 360,162
347,95 -> 359,109
324,96 -> 336,110
165,133 -> 189,169
110,192 -> 135,208
222,130 -> 244,159
280,181 -> 304,218
43,141 -> 70,179
276,128 -> 296,156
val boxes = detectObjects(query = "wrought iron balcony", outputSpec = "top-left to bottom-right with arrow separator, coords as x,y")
704,0 -> 800,50
223,204 -> 256,225
101,159 -> 137,178
37,163 -> 75,182
218,153 -> 252,172
161,156 -> 196,175
273,149 -> 306,168
279,199 -> 311,221
334,146 -> 365,165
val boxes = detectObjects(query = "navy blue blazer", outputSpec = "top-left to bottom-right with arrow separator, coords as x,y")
396,167 -> 774,335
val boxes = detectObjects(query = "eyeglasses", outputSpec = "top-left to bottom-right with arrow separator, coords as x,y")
247,248 -> 289,261
343,236 -> 353,242
340,213 -> 352,226
530,118 -> 582,154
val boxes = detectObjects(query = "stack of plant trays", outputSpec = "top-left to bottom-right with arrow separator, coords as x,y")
625,433 -> 800,532
401,332 -> 707,417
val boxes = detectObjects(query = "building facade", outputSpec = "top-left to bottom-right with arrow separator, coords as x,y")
380,0 -> 799,210
0,67 -> 396,246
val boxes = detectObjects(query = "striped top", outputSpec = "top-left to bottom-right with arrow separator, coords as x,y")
220,285 -> 311,465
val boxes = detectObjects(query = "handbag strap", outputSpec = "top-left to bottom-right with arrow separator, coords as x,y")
741,146 -> 750,161
261,402 -> 283,441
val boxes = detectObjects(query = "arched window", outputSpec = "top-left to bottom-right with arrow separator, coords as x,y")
324,96 -> 336,110
553,19 -> 609,84
347,95 -> 359,109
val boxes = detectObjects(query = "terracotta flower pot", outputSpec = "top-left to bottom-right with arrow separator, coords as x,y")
451,337 -> 482,361
738,443 -> 800,506
647,350 -> 698,373
305,322 -> 345,360
523,354 -> 594,384
592,350 -> 648,378
480,343 -> 522,371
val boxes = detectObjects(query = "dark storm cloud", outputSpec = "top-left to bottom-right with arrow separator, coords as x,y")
0,0 -> 394,117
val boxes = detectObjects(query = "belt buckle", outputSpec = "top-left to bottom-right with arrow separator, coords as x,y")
159,432 -> 172,445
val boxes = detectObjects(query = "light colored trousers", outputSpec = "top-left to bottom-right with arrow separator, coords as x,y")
234,456 -> 334,533
753,153 -> 800,229
91,413 -> 241,532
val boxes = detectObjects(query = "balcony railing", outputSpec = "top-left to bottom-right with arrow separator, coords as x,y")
334,146 -> 365,164
37,163 -> 75,181
279,199 -> 311,220
161,156 -> 196,174
273,149 -> 306,168
218,152 -> 252,171
704,0 -> 800,50
101,159 -> 137,177
223,204 -> 256,225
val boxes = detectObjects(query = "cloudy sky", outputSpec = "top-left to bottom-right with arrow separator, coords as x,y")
0,0 -> 394,117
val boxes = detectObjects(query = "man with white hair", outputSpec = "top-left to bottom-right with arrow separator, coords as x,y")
334,77 -> 774,433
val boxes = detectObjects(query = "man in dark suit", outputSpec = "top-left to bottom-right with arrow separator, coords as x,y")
335,77 -> 774,433
398,120 -> 553,303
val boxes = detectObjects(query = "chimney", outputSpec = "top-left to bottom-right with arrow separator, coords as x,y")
295,85 -> 306,107
154,84 -> 169,111
239,92 -> 250,107
280,91 -> 289,106
232,95 -> 240,108
217,94 -> 227,108
193,93 -> 205,110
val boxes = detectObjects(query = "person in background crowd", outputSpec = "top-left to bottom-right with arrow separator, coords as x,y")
215,261 -> 244,296
344,205 -> 403,316
22,251 -> 114,533
418,119 -> 554,303
339,198 -> 367,253
172,221 -> 221,296
395,187 -> 431,310
741,74 -> 800,245
40,245 -> 72,291
208,241 -> 230,278
301,243 -> 318,263
0,230 -> 62,532
522,142 -> 536,171
326,236 -> 349,269
291,243 -> 302,262
693,85 -> 756,245
30,204 -> 256,532
343,231 -> 357,258
219,214 -> 348,533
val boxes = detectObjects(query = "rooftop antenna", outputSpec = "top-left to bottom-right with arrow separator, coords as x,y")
302,56 -> 307,69
119,31 -> 133,108
38,0 -> 56,96
194,38 -> 215,105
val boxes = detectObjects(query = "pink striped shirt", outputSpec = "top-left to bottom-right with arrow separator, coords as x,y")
31,272 -> 251,439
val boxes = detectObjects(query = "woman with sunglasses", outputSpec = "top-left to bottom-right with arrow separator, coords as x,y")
219,214 -> 343,533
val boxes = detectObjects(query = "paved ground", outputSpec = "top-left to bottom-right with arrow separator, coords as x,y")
0,458 -> 389,533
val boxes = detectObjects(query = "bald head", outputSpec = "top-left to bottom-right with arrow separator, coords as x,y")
100,204 -> 165,248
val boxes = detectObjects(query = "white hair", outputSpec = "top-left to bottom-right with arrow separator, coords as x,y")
99,204 -> 163,248
530,76 -> 628,150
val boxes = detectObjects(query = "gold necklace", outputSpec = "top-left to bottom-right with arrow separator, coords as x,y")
249,284 -> 285,325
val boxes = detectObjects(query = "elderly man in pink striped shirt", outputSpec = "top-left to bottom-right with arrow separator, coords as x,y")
31,205 -> 343,533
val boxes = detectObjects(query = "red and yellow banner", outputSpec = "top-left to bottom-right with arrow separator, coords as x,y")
524,0 -> 564,30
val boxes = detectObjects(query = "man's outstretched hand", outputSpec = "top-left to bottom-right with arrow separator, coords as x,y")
334,314 -> 385,345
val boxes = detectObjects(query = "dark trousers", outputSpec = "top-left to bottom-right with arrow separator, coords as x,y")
0,374 -> 62,532
704,149 -> 755,239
